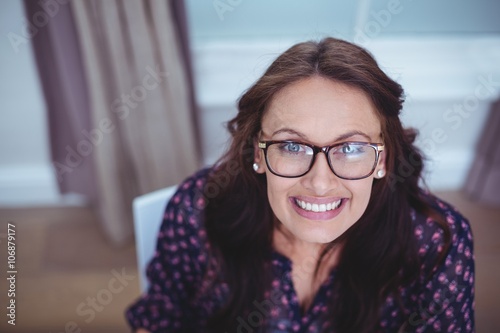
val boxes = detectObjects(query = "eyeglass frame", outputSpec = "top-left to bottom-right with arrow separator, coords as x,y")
257,140 -> 385,180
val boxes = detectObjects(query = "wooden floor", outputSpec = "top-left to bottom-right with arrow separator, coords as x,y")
0,207 -> 138,333
0,190 -> 498,332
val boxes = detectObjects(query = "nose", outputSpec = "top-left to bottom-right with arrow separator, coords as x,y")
301,151 -> 340,195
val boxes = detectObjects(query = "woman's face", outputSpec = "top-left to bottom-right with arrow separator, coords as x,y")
255,76 -> 385,246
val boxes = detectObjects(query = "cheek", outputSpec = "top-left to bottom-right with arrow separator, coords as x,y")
346,179 -> 374,214
266,177 -> 296,210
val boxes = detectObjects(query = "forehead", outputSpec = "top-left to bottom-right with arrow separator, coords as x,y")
262,76 -> 382,143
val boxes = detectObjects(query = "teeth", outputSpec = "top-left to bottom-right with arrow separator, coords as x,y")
295,199 -> 342,212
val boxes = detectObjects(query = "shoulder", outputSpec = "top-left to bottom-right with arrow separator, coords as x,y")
127,167 -> 221,331
430,194 -> 473,249
412,191 -> 473,247
168,166 -> 213,213
402,192 -> 476,332
155,167 -> 214,262
411,191 -> 474,277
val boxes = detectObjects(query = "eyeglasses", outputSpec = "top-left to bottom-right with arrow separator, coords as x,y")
258,140 -> 384,180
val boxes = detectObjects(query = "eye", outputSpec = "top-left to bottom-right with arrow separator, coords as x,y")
277,142 -> 306,154
284,142 -> 301,152
341,143 -> 356,154
335,143 -> 366,156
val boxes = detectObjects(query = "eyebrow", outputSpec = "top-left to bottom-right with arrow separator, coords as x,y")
268,128 -> 373,142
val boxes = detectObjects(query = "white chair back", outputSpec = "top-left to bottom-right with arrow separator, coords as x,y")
132,185 -> 177,292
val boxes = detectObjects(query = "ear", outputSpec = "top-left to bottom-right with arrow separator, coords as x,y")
253,140 -> 265,174
375,150 -> 387,179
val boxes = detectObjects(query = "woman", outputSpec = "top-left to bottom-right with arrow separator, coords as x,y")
126,37 -> 474,332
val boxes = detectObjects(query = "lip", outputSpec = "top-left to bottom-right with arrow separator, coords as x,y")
289,196 -> 347,221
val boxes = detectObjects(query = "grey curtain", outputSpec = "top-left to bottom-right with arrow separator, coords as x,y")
464,99 -> 500,207
25,0 -> 200,245
24,0 -> 97,202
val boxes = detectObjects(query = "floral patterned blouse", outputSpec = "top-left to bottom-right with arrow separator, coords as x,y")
126,168 -> 475,332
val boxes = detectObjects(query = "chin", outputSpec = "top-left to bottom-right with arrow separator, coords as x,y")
297,225 -> 346,245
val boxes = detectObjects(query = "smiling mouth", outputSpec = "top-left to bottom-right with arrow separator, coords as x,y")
294,198 -> 343,212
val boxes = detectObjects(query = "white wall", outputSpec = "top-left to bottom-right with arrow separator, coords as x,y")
0,0 -> 60,206
186,0 -> 500,44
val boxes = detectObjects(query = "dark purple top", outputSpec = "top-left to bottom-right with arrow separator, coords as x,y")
126,168 -> 475,332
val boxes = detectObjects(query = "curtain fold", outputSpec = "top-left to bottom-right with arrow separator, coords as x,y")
26,0 -> 200,245
24,0 -> 97,203
464,99 -> 500,207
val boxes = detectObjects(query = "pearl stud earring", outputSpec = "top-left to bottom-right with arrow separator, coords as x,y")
253,163 -> 259,172
377,169 -> 385,178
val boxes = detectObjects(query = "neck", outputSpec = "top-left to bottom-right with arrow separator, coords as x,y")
273,224 -> 341,313
273,223 -> 340,268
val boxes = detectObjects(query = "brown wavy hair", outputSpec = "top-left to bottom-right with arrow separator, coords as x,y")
204,37 -> 450,332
